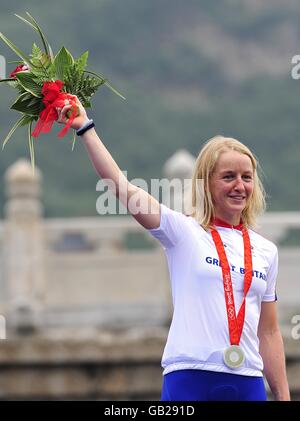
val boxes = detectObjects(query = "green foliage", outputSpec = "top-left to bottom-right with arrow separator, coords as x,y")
53,46 -> 74,81
11,91 -> 42,115
63,52 -> 106,108
0,12 -> 125,169
15,71 -> 42,97
15,12 -> 54,60
0,30 -> 32,66
29,43 -> 54,81
2,114 -> 29,149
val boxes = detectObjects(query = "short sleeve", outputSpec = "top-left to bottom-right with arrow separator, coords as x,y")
147,203 -> 188,249
262,245 -> 278,302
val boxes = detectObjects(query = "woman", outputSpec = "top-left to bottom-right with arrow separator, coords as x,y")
57,99 -> 290,401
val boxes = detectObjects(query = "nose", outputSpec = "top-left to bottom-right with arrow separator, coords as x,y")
233,176 -> 245,192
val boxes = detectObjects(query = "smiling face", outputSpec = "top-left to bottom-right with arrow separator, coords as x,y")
210,150 -> 254,225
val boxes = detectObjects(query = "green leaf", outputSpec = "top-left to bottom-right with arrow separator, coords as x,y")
15,82 -> 27,95
14,14 -> 36,31
15,72 -> 42,97
15,13 -> 54,62
8,80 -> 18,88
31,43 -> 43,64
11,92 -> 43,115
83,99 -> 92,108
75,51 -> 89,72
28,120 -> 35,172
0,78 -> 15,83
103,80 -> 126,100
54,47 -> 74,81
31,43 -> 42,58
0,32 -> 34,67
84,70 -> 126,100
20,115 -> 36,127
2,114 -> 28,149
26,12 -> 53,61
28,43 -> 53,81
48,44 -> 54,62
71,129 -> 76,151
70,74 -> 104,107
29,64 -> 53,81
31,43 -> 52,69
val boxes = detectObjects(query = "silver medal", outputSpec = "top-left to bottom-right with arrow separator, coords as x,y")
223,345 -> 245,369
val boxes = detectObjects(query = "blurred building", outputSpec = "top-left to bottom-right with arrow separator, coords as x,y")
0,155 -> 299,400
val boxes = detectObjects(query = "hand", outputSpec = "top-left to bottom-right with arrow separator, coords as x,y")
56,96 -> 89,131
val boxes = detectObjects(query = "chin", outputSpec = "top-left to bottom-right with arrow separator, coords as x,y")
227,201 -> 246,212
229,207 -> 245,216
224,205 -> 246,219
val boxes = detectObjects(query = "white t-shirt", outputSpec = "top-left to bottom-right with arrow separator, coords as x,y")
148,204 -> 278,377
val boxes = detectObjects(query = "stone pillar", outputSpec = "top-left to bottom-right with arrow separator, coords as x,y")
163,149 -> 196,214
3,159 -> 45,333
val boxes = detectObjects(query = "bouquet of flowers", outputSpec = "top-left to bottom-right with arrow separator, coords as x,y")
0,12 -> 125,168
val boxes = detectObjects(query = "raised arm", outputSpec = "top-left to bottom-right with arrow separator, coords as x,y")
57,98 -> 161,230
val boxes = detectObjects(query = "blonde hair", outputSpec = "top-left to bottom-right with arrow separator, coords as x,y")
191,135 -> 266,230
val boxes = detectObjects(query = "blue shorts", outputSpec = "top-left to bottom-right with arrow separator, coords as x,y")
161,369 -> 267,401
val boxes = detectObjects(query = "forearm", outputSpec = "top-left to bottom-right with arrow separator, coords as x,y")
57,99 -> 128,192
259,329 -> 290,401
57,101 -> 160,226
81,127 -> 129,197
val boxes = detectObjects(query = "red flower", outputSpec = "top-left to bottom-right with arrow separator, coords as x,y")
10,64 -> 29,78
42,80 -> 64,104
32,79 -> 77,138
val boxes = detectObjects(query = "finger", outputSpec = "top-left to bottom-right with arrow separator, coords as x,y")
56,110 -> 65,123
61,104 -> 72,113
56,108 -> 64,123
59,104 -> 73,121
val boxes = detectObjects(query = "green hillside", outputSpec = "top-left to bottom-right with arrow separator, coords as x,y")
0,0 -> 300,216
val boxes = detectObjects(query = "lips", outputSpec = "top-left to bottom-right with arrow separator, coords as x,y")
228,195 -> 246,201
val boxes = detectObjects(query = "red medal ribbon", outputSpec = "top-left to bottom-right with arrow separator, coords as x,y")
32,80 -> 77,138
211,224 -> 253,346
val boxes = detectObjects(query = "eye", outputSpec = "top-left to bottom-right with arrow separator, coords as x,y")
243,175 -> 253,181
